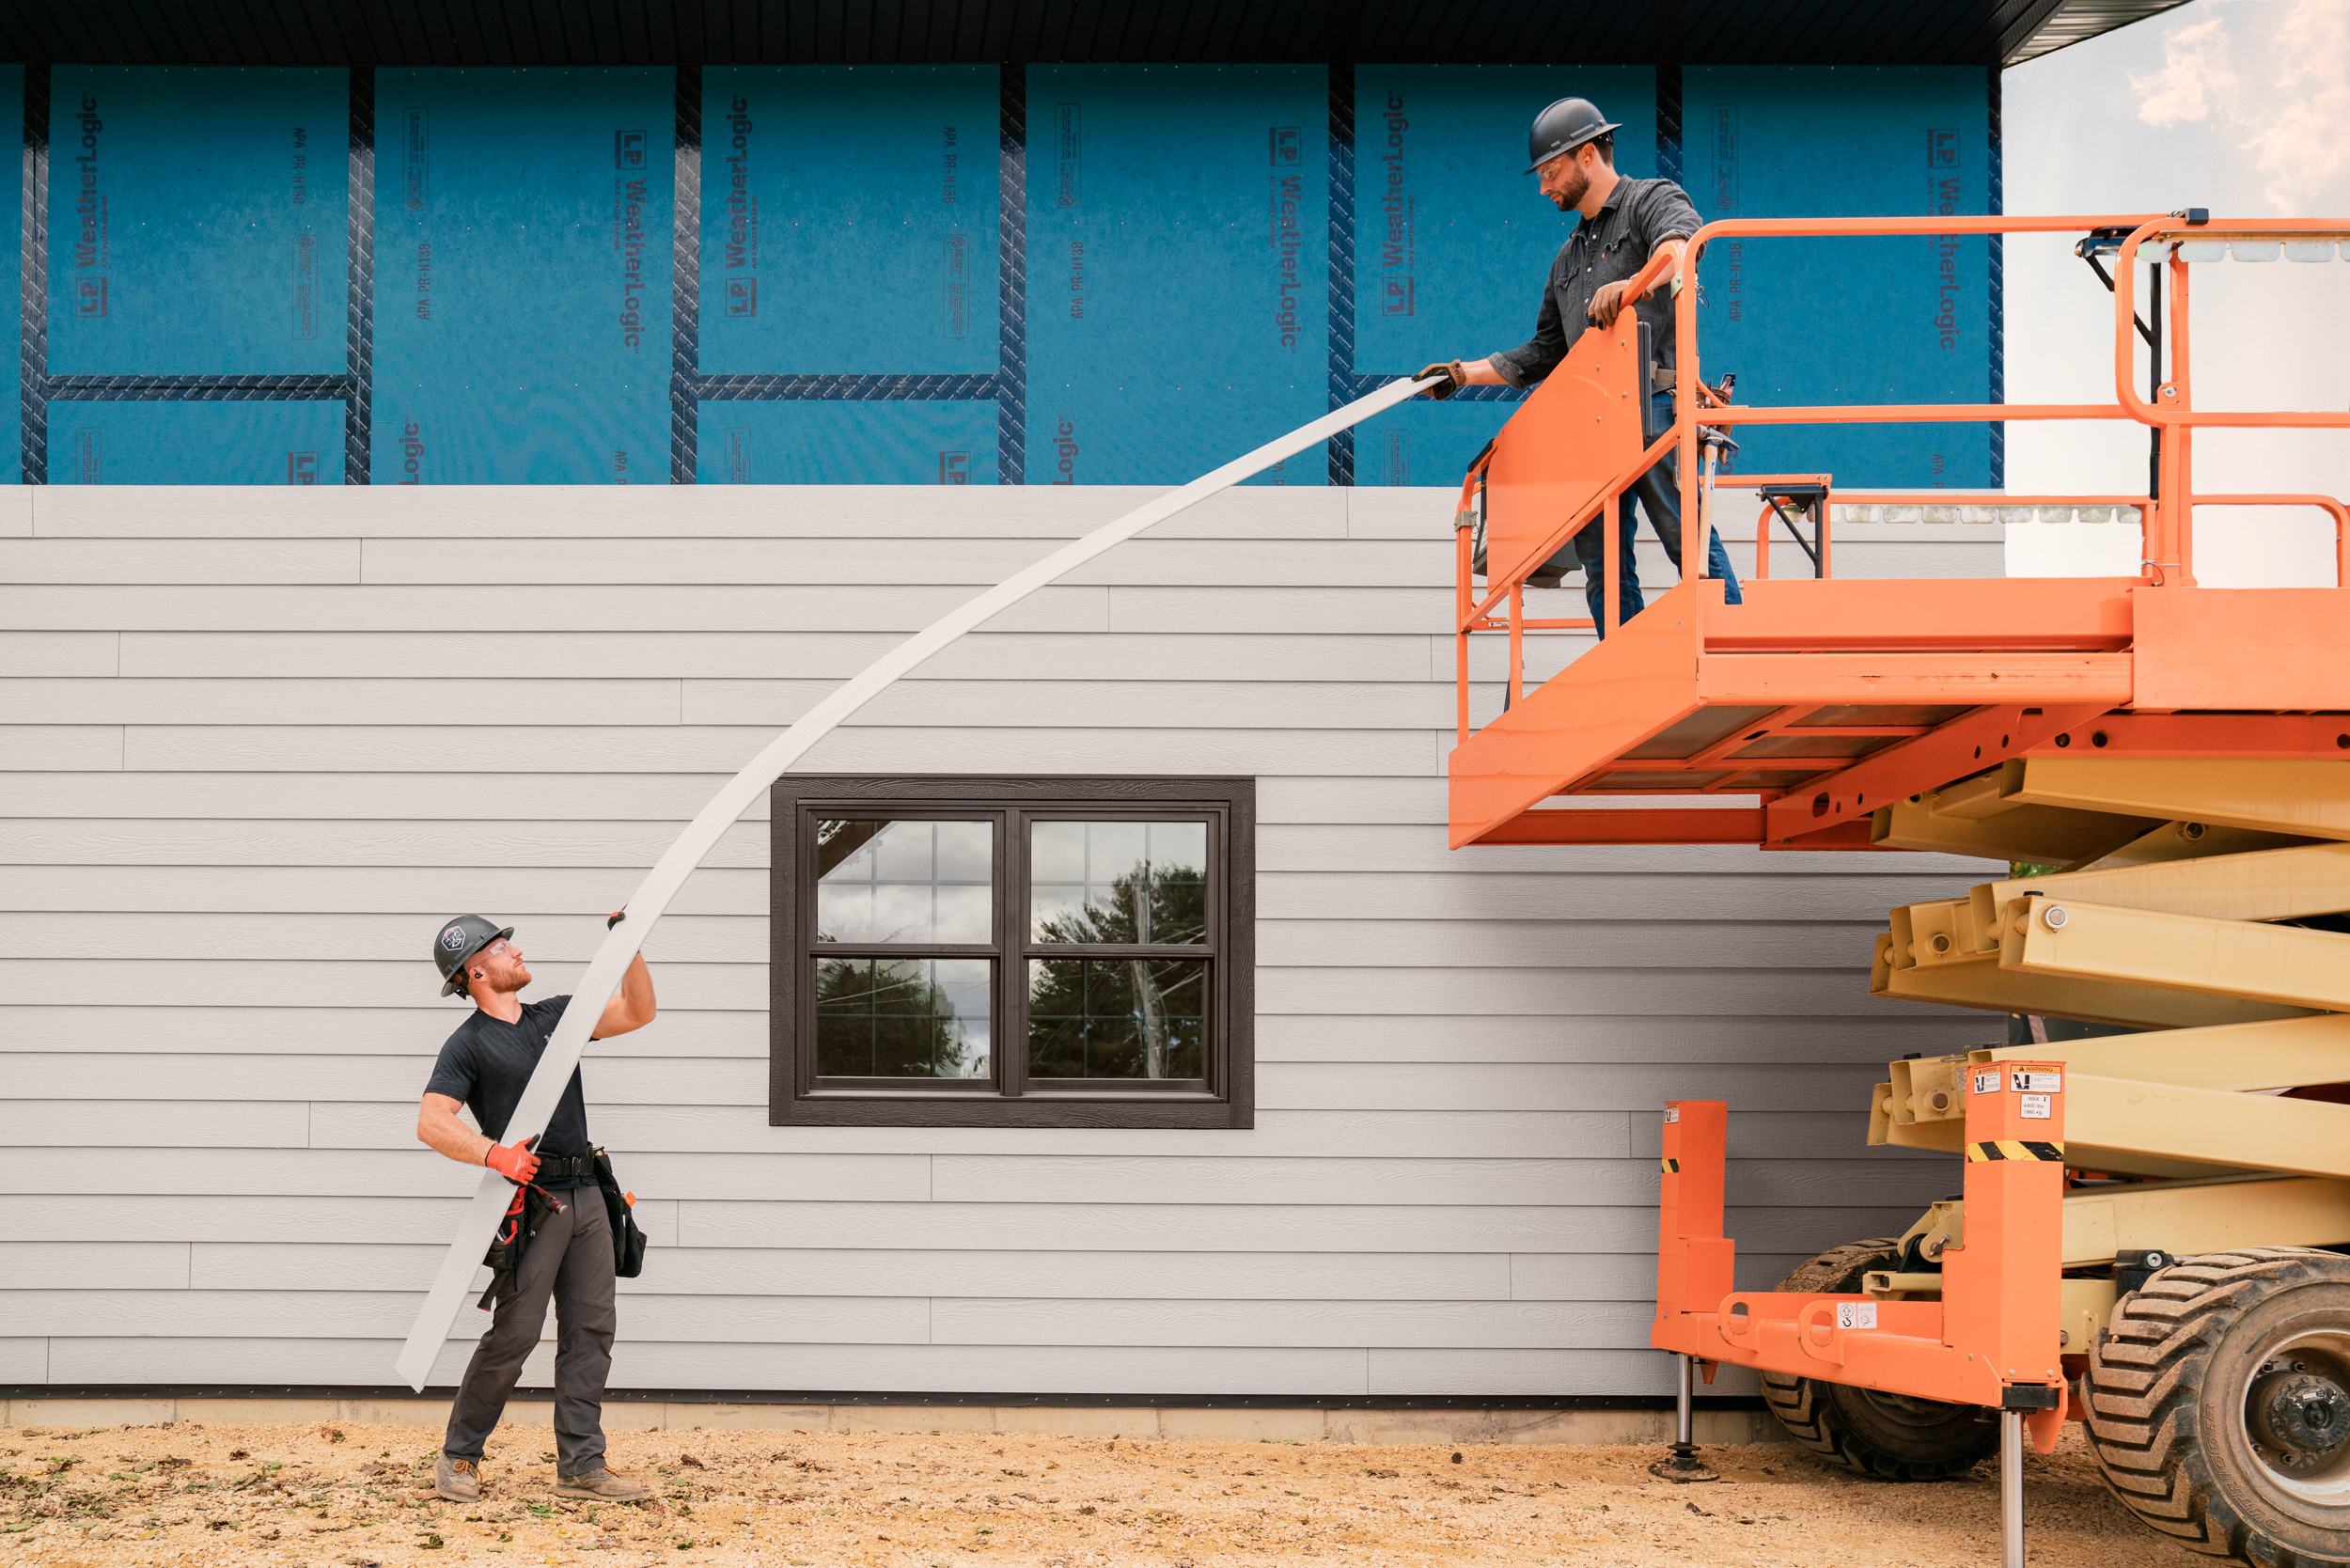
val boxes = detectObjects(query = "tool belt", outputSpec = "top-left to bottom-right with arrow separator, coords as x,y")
592,1148 -> 648,1279
478,1181 -> 565,1311
530,1153 -> 595,1182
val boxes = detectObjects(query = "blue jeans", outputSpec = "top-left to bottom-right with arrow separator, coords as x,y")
1550,394 -> 1743,635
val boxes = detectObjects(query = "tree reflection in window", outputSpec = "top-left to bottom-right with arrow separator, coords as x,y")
1030,821 -> 1207,944
1026,823 -> 1211,1081
814,956 -> 992,1078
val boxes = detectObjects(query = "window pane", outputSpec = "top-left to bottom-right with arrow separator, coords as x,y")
814,956 -> 992,1078
1026,957 -> 1206,1079
1028,820 -> 1212,944
816,819 -> 993,944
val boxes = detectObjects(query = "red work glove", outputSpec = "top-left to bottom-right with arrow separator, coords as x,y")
485,1136 -> 540,1184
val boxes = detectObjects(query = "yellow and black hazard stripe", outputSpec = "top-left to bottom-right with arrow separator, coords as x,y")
1661,1157 -> 1682,1174
1967,1139 -> 2064,1163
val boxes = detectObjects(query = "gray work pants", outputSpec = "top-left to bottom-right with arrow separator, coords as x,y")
444,1184 -> 615,1475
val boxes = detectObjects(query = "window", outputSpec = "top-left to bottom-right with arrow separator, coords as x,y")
771,776 -> 1255,1127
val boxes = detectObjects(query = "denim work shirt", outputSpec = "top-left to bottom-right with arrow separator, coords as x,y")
1490,176 -> 1702,388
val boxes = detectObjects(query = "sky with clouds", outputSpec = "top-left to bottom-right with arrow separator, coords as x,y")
2003,0 -> 2350,581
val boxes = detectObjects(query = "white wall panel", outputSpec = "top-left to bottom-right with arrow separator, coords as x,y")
0,484 -> 2003,1400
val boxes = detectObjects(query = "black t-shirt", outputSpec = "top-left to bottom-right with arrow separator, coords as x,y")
425,996 -> 596,1188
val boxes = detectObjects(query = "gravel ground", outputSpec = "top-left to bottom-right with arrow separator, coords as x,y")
1,1419 -> 2207,1567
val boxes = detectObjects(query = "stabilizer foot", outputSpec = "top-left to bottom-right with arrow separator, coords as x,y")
1648,1444 -> 1720,1483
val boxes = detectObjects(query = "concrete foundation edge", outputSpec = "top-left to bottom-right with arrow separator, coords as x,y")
0,1397 -> 1789,1447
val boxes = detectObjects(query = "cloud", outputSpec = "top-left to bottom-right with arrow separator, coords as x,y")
2243,0 -> 2350,211
2130,14 -> 2239,125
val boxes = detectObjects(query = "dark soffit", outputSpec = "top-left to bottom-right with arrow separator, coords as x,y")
0,0 -> 2186,68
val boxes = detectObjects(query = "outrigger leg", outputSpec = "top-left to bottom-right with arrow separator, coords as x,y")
1647,1352 -> 1721,1482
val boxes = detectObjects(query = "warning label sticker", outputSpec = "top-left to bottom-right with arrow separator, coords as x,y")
1836,1302 -> 1879,1331
2011,1072 -> 2062,1093
1972,1072 -> 2000,1096
2020,1093 -> 2053,1121
1664,1106 -> 1680,1123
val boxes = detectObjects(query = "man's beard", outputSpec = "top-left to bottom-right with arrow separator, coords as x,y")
491,963 -> 531,995
1548,163 -> 1590,211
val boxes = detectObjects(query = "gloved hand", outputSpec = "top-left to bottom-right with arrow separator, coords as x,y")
1415,361 -> 1467,400
485,1136 -> 540,1184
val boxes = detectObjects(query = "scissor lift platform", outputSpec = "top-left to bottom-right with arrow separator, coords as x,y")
1449,575 -> 2350,853
1445,210 -> 2350,1566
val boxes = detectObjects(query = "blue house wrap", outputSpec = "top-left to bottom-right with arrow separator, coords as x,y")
8,63 -> 1997,489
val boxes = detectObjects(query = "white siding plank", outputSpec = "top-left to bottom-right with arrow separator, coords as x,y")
0,540 -> 361,584
27,483 -> 1348,541
195,1245 -> 1516,1301
1259,966 -> 1950,1017
0,1341 -> 46,1381
1259,823 -> 1996,877
2,1290 -> 929,1344
926,1155 -> 1951,1210
928,1299 -> 1649,1349
1260,917 -> 1888,969
117,725 -> 1430,776
1109,586 -> 1455,635
358,537 -> 1439,588
1257,870 -> 1982,919
0,865 -> 767,915
0,1243 -> 188,1290
599,1342 -> 1374,1395
3,1196 -> 466,1243
0,486 -> 28,537
120,632 -> 1431,682
0,679 -> 682,728
0,1005 -> 760,1058
0,634 -> 118,677
0,583 -> 1110,634
679,1202 -> 1618,1254
0,822 -> 769,870
680,679 -> 1454,729
1,727 -> 125,771
314,1103 -> 1644,1159
1509,1251 -> 1828,1302
1254,1011 -> 1991,1064
0,912 -> 768,964
0,1149 -> 933,1201
40,1336 -> 1375,1394
0,1102 -> 311,1149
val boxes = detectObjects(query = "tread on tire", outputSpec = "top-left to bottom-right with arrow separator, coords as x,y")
1759,1237 -> 1999,1482
2086,1246 -> 2350,1566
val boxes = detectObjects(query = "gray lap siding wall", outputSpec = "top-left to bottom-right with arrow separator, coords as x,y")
0,484 -> 2004,1396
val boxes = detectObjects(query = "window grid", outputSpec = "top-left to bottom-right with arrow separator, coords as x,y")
771,777 -> 1254,1130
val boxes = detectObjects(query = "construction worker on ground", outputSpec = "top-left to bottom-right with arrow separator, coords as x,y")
417,915 -> 657,1504
1418,97 -> 1742,633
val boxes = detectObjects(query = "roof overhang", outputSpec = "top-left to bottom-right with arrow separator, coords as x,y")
0,0 -> 2191,69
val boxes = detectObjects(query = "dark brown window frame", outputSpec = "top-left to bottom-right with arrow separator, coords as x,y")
770,776 -> 1255,1128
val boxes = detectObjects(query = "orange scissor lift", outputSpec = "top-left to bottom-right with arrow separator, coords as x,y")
1449,212 -> 2350,1568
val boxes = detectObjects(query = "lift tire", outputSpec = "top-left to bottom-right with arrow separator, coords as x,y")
2085,1247 -> 2350,1566
1759,1238 -> 1998,1482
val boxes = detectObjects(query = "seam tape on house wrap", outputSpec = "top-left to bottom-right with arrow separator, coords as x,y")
393,371 -> 1440,1389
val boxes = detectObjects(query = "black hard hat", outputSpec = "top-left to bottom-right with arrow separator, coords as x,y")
432,915 -> 513,997
1527,97 -> 1621,173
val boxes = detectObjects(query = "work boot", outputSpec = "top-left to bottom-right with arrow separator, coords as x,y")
555,1466 -> 650,1501
434,1453 -> 481,1503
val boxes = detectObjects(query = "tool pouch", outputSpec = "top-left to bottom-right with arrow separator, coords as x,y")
593,1148 -> 648,1279
478,1182 -> 559,1311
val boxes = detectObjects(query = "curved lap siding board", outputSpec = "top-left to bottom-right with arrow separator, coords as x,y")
395,373 -> 1441,1388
